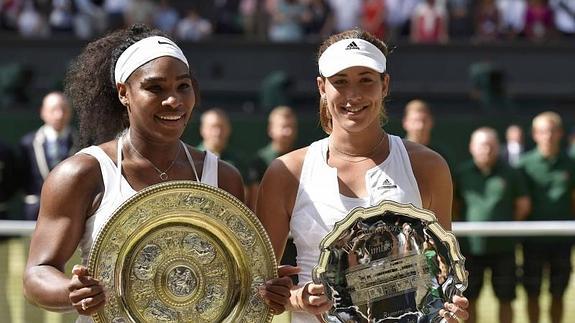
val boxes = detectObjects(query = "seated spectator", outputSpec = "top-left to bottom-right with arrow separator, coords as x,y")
301,0 -> 334,39
524,0 -> 555,41
362,0 -> 386,40
474,0 -> 501,42
267,0 -> 306,42
410,0 -> 449,44
175,7 -> 212,41
49,0 -> 74,33
153,0 -> 179,36
386,0 -> 420,41
497,0 -> 527,39
328,0 -> 362,33
549,0 -> 575,37
73,0 -> 108,39
17,1 -> 50,38
448,0 -> 474,40
213,0 -> 244,34
124,0 -> 155,27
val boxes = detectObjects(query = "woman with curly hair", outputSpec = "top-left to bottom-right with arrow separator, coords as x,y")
22,24 -> 297,321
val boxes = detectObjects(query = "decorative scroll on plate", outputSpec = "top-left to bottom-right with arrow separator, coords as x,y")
88,181 -> 277,323
313,200 -> 467,323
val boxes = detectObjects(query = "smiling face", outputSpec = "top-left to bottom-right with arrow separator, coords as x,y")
317,66 -> 389,135
118,56 -> 195,141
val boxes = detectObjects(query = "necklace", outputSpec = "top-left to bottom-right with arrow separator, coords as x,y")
126,133 -> 182,181
330,133 -> 385,163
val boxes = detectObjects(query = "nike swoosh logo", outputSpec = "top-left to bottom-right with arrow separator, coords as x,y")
158,40 -> 173,45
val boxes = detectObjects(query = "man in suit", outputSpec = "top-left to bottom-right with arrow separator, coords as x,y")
500,124 -> 525,167
19,91 -> 76,220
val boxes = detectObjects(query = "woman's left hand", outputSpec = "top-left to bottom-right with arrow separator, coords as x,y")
438,294 -> 469,322
259,265 -> 301,315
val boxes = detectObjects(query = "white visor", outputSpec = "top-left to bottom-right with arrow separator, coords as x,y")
114,36 -> 189,84
318,38 -> 386,77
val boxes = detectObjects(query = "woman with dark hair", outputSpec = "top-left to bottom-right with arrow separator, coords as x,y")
256,28 -> 469,322
22,24 -> 296,320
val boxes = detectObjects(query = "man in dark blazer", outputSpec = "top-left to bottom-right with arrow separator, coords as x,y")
19,91 -> 77,220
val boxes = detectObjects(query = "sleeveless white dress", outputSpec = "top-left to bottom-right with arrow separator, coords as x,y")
290,135 -> 422,323
75,136 -> 219,323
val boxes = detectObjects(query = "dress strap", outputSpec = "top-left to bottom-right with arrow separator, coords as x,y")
182,142 -> 200,182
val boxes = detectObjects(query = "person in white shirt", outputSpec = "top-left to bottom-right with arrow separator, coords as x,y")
23,24 -> 296,321
256,28 -> 469,323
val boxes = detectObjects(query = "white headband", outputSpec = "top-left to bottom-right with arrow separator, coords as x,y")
318,38 -> 386,77
114,36 -> 189,84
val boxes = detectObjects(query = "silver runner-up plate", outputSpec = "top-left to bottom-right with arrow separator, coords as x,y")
88,181 -> 277,323
313,200 -> 467,323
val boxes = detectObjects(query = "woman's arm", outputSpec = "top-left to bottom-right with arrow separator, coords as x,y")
23,154 -> 104,312
406,142 -> 453,230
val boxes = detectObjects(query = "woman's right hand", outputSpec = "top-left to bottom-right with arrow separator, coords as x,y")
294,282 -> 333,315
68,265 -> 106,315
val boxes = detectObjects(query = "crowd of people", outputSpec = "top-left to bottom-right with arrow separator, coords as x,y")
1,0 -> 575,42
0,21 -> 572,323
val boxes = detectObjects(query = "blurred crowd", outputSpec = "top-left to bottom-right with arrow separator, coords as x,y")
1,0 -> 574,42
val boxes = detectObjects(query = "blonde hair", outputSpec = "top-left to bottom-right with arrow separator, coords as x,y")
532,111 -> 563,130
268,105 -> 296,124
317,29 -> 389,134
404,99 -> 431,117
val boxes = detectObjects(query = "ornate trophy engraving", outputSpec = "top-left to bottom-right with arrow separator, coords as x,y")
313,200 -> 467,323
88,181 -> 277,323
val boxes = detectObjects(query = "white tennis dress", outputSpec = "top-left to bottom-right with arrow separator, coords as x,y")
75,136 -> 218,323
290,135 -> 422,323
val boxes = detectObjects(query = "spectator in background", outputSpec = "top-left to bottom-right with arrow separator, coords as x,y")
386,0 -> 421,41
402,99 -> 454,166
267,0 -> 306,42
362,0 -> 386,40
410,0 -> 449,44
328,0 -> 362,33
152,0 -> 179,36
474,0 -> 501,42
501,124 -> 525,167
247,105 -> 298,209
73,0 -> 108,39
549,0 -> 575,37
17,0 -> 50,38
247,106 -> 298,281
19,91 -> 77,220
301,0 -> 334,39
524,0 -> 555,41
454,127 -> 530,323
448,0 -> 474,39
518,111 -> 575,323
49,0 -> 74,34
124,0 -> 155,28
197,108 -> 246,181
103,0 -> 127,30
213,0 -> 244,34
175,7 -> 212,41
497,0 -> 527,39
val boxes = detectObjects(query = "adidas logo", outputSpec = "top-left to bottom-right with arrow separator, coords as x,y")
345,41 -> 360,50
381,179 -> 397,189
